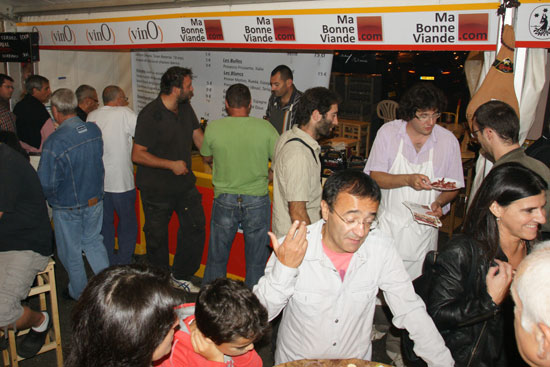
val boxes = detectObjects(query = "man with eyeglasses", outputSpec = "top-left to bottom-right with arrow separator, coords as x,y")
365,83 -> 463,366
87,85 -> 138,266
75,84 -> 99,121
365,83 -> 463,281
472,100 -> 550,240
254,170 -> 454,366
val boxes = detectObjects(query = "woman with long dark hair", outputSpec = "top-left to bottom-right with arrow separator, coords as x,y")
65,264 -> 182,367
424,162 -> 547,366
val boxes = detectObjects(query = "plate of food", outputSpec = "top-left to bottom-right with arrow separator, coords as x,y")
403,201 -> 442,228
430,177 -> 459,191
275,358 -> 391,367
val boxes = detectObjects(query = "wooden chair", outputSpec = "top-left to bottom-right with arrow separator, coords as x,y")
1,259 -> 63,367
376,100 -> 399,123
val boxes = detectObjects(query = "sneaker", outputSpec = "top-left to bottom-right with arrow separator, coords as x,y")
387,350 -> 406,367
371,326 -> 386,341
170,275 -> 200,293
17,313 -> 52,358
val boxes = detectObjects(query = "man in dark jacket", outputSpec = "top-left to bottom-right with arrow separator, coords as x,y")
0,141 -> 53,358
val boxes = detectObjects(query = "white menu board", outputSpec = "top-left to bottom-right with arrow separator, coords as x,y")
131,50 -> 333,122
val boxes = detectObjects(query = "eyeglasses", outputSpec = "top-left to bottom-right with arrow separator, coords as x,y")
331,208 -> 377,229
469,128 -> 481,140
415,112 -> 441,122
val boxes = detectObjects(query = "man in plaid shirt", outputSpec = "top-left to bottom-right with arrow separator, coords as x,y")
0,74 -> 15,133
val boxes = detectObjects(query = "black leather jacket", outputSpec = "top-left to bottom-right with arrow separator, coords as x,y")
424,235 -> 506,367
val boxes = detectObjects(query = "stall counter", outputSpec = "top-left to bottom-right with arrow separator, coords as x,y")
132,155 -> 273,281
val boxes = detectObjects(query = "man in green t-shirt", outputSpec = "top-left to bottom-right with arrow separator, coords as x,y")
200,83 -> 279,287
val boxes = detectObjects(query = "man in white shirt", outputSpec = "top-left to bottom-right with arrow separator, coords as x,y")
512,243 -> 550,367
254,170 -> 454,366
87,86 -> 137,265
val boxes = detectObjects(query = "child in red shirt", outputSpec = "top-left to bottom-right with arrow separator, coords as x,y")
157,278 -> 269,367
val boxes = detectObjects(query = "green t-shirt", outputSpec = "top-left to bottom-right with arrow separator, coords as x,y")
200,116 -> 279,197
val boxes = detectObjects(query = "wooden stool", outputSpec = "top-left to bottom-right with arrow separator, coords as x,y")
1,259 -> 63,367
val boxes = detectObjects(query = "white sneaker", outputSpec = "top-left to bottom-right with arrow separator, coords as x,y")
170,275 -> 200,293
371,327 -> 386,341
387,350 -> 405,367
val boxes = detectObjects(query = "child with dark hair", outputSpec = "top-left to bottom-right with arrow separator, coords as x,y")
158,278 -> 269,367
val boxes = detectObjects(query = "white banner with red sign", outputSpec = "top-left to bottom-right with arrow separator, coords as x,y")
17,3 -> 504,51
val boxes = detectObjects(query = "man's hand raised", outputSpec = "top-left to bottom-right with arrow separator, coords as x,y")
268,220 -> 308,268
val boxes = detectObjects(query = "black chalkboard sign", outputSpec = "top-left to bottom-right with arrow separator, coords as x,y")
0,32 -> 39,62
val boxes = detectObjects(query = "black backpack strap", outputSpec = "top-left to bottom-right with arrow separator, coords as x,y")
284,137 -> 318,164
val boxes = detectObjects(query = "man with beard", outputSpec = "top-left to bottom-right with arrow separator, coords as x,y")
132,66 -> 205,293
265,65 -> 302,133
472,100 -> 550,240
271,87 -> 338,238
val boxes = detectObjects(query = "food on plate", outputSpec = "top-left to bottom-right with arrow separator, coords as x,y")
413,213 -> 441,228
430,177 -> 457,190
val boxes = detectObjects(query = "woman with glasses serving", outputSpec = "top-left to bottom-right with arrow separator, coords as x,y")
364,83 -> 464,282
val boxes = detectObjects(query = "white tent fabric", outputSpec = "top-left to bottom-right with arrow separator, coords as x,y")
37,49 -> 133,107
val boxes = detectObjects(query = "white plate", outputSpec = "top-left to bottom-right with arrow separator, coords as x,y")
430,177 -> 459,191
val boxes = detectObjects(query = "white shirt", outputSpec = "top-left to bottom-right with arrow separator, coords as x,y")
253,220 -> 454,366
87,106 -> 137,193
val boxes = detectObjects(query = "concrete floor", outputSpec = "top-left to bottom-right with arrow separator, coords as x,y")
3,233 -> 453,367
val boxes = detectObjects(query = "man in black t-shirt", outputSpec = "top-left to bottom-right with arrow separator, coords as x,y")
132,66 -> 205,293
0,142 -> 53,358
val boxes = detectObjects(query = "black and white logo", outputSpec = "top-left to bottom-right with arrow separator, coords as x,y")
529,6 -> 550,39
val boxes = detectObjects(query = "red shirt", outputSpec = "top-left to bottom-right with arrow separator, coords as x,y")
157,314 -> 262,367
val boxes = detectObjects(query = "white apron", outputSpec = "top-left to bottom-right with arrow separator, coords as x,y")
378,139 -> 438,280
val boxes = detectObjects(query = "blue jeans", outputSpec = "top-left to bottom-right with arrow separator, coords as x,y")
102,190 -> 138,266
203,194 -> 271,288
53,201 -> 109,299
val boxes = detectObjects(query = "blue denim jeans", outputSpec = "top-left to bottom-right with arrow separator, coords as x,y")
102,190 -> 138,266
203,194 -> 271,288
53,201 -> 109,299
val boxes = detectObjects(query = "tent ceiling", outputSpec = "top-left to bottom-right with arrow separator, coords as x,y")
0,0 -> 308,19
